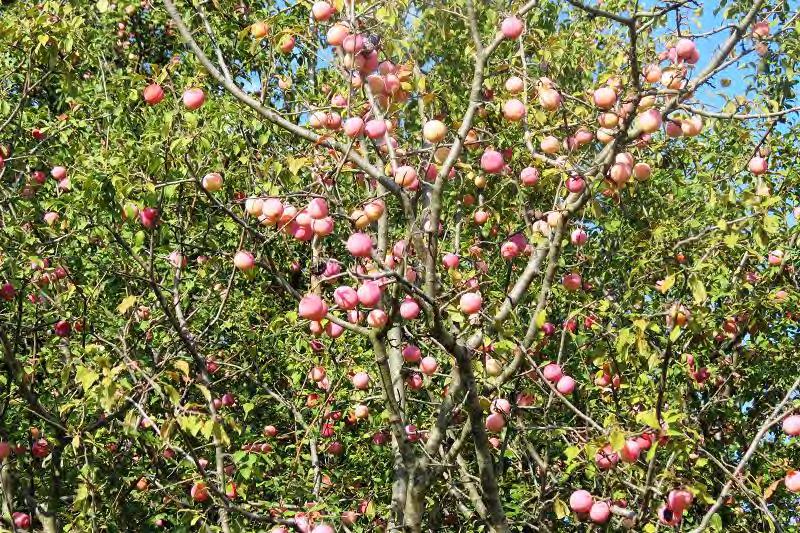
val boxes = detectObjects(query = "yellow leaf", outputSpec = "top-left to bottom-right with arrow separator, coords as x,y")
287,157 -> 309,176
116,295 -> 137,314
659,274 -> 675,294
174,360 -> 190,377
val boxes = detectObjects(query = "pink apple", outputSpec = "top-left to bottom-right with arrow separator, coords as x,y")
202,172 -> 223,192
563,273 -> 582,291
182,88 -> 205,110
367,309 -> 388,328
589,501 -> 610,524
502,99 -> 526,121
491,398 -> 512,415
299,294 -> 328,321
347,232 -> 374,257
233,250 -> 255,271
420,356 -> 438,375
352,371 -> 370,390
402,344 -> 422,363
334,286 -> 359,310
785,470 -> 800,493
442,253 -> 460,269
542,363 -> 562,382
520,166 -> 539,186
400,297 -> 421,319
143,83 -> 164,105
556,375 -> 575,395
571,228 -> 588,246
565,175 -> 585,193
569,490 -> 593,513
500,16 -> 524,39
357,282 -> 382,307
459,292 -> 482,314
51,166 -> 67,180
749,156 -> 768,175
620,439 -> 641,462
783,414 -> 800,436
343,117 -> 365,137
311,1 -> 333,21
480,149 -> 504,173
593,87 -> 617,109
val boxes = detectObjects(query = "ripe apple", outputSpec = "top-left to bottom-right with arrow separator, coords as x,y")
143,83 -> 164,105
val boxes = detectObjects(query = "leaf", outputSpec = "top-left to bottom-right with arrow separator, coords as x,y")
636,410 -> 660,429
609,429 -> 625,452
659,274 -> 675,294
287,157 -> 310,176
116,295 -> 137,314
196,384 -> 212,403
96,0 -> 109,12
763,479 -> 781,501
553,498 -> 568,519
564,445 -> 581,460
688,274 -> 707,304
75,366 -> 99,391
243,402 -> 255,419
174,360 -> 190,377
709,512 -> 723,531
37,35 -> 50,46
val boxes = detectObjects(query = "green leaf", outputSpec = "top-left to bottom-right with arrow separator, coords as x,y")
688,274 -> 707,304
75,366 -> 99,391
609,429 -> 625,452
564,445 -> 581,460
96,0 -> 109,12
636,410 -> 660,429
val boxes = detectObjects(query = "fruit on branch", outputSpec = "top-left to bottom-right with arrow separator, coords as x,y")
667,489 -> 693,514
352,371 -> 370,390
768,250 -> 783,266
540,136 -> 560,154
402,344 -> 421,363
346,232 -> 374,258
299,295 -> 328,321
783,415 -> 800,436
357,282 -> 382,307
593,87 -> 617,110
182,88 -> 205,110
367,308 -> 387,328
556,375 -> 575,395
786,470 -> 800,493
589,501 -> 610,524
31,438 -> 50,458
420,356 -> 438,376
620,439 -> 641,463
422,120 -> 447,143
752,21 -> 770,38
570,228 -> 588,246
311,1 -> 333,21
400,297 -> 421,319
54,320 -> 71,337
233,251 -> 255,271
502,99 -> 526,121
139,207 -> 159,229
637,109 -> 663,134
505,76 -> 524,94
562,273 -> 582,291
538,88 -> 562,110
459,292 -> 482,315
569,490 -> 593,513
485,412 -> 506,432
595,444 -> 619,470
520,166 -> 539,186
334,286 -> 359,310
0,441 -> 10,459
543,363 -> 562,382
190,481 -> 209,502
12,512 -> 31,529
251,22 -> 268,39
566,175 -> 586,194
43,211 -> 60,226
143,83 -> 164,105
633,162 -> 651,180
343,117 -> 365,137
500,16 -> 524,39
202,172 -> 223,192
51,166 -> 67,180
748,156 -> 768,175
480,149 -> 504,173
278,35 -> 295,54
394,165 -> 418,188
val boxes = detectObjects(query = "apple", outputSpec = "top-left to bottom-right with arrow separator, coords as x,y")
402,344 -> 422,363
299,295 -> 328,321
459,292 -> 482,314
589,501 -> 610,524
311,1 -> 333,21
485,413 -> 506,432
620,439 -> 641,462
190,481 -> 209,502
347,232 -> 374,257
423,120 -> 447,143
352,371 -> 370,390
595,444 -> 619,470
593,87 -> 617,109
480,149 -> 504,173
139,207 -> 159,229
233,250 -> 255,271
12,512 -> 31,529
0,441 -> 10,459
251,21 -> 268,38
538,88 -> 562,110
502,99 -> 526,121
420,356 -> 438,375
182,88 -> 205,110
569,490 -> 593,513
556,375 -> 575,395
202,172 -> 223,192
51,166 -> 67,180
143,83 -> 164,105
400,297 -> 421,319
783,414 -> 800,436
542,363 -> 562,382
31,438 -> 50,458
54,320 -> 71,337
562,273 -> 582,291
785,470 -> 800,493
500,16 -> 524,39
748,156 -> 768,175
